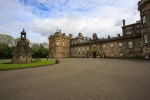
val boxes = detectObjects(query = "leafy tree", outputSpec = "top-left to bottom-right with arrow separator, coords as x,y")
0,34 -> 15,46
0,34 -> 14,58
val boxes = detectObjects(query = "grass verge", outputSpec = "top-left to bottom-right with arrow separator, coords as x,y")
0,60 -> 55,71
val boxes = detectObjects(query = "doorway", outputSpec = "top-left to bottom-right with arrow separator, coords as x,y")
93,52 -> 96,58
103,53 -> 105,58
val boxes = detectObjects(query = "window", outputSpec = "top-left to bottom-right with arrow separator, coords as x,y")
142,8 -> 145,12
63,42 -> 64,46
137,25 -> 140,28
143,16 -> 146,24
129,52 -> 134,56
68,44 -> 69,47
56,47 -> 58,52
126,27 -> 131,30
139,41 -> 143,47
127,31 -> 131,35
75,42 -> 76,44
146,55 -> 149,59
119,43 -> 122,48
110,44 -> 114,48
128,42 -> 133,48
144,34 -> 148,43
103,45 -> 106,49
87,47 -> 89,51
137,30 -> 140,34
78,48 -> 80,51
83,47 -> 84,51
141,52 -> 144,56
111,53 -> 114,57
56,42 -> 59,45
75,48 -> 76,51
120,53 -> 123,57
78,52 -> 80,56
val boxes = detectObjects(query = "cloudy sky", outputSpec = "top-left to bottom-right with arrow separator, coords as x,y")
0,0 -> 140,43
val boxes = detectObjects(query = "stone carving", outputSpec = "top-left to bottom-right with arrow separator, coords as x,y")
11,29 -> 32,64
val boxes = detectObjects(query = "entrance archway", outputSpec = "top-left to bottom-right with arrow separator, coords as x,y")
93,52 -> 96,58
103,53 -> 105,58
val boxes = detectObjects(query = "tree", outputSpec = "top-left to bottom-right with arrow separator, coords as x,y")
0,34 -> 15,46
0,34 -> 15,58
30,42 -> 49,58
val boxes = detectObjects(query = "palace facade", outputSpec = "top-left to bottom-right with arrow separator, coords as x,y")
48,0 -> 150,60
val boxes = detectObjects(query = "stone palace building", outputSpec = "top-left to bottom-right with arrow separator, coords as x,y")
48,0 -> 150,60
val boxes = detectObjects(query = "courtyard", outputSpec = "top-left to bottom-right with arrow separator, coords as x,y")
0,58 -> 150,100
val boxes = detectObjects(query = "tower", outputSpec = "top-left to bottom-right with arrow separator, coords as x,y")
49,30 -> 70,58
138,0 -> 150,60
93,33 -> 98,41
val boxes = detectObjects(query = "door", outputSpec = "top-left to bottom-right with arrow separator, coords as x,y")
93,52 -> 96,58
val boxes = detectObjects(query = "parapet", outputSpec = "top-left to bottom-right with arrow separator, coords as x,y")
138,0 -> 148,6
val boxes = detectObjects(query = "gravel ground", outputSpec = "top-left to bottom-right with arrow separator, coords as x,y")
0,58 -> 150,100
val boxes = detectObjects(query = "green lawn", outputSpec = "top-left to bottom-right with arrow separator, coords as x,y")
0,60 -> 55,71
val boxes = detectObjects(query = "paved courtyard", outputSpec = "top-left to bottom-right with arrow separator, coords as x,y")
0,58 -> 150,100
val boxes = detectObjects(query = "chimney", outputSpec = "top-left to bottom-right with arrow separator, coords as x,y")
122,19 -> 125,26
78,33 -> 82,38
69,34 -> 73,39
118,34 -> 120,37
108,35 -> 110,39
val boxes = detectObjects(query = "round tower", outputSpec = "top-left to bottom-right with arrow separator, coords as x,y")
138,0 -> 150,60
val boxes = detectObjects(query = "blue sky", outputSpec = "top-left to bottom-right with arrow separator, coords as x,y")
0,0 -> 140,43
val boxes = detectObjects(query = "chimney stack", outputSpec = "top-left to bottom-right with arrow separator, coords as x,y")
108,35 -> 110,39
122,19 -> 125,26
118,34 -> 120,37
69,34 -> 73,39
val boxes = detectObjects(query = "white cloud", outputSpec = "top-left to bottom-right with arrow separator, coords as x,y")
0,0 -> 141,43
